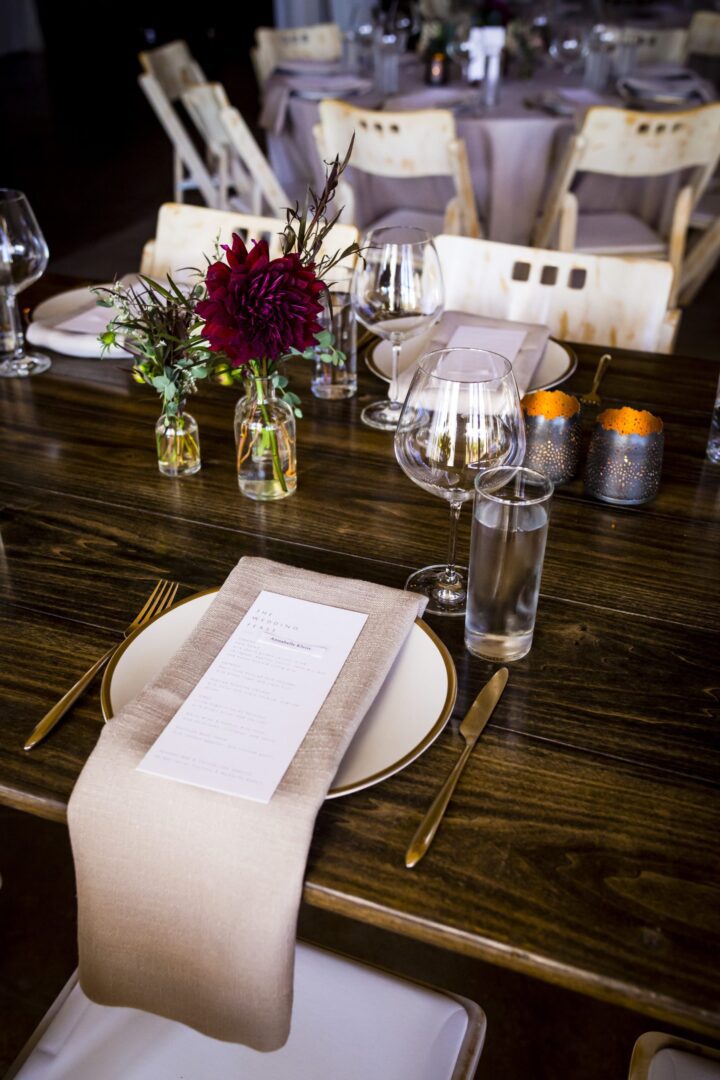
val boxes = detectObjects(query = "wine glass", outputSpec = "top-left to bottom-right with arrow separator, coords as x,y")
548,22 -> 588,73
0,189 -> 50,378
352,226 -> 444,431
394,347 -> 526,616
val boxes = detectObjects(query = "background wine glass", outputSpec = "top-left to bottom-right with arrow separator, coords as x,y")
548,21 -> 588,73
0,189 -> 50,378
394,347 -> 526,616
351,225 -> 444,431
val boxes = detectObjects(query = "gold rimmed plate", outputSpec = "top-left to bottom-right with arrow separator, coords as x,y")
100,588 -> 457,799
366,335 -> 578,392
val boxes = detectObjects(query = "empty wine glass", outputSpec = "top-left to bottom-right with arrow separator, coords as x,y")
352,226 -> 444,431
0,189 -> 50,378
549,22 -> 588,73
394,347 -> 526,615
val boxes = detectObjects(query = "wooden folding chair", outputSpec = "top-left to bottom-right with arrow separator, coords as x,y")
434,234 -> 679,353
533,103 -> 720,305
181,83 -> 289,216
313,100 -> 481,238
138,41 -> 213,205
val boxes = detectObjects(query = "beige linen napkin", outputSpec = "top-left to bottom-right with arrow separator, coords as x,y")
67,557 -> 426,1050
389,310 -> 551,404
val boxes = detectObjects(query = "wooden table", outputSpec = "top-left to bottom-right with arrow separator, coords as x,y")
1,292 -> 719,1039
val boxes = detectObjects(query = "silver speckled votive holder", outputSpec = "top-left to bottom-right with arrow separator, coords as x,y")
521,390 -> 582,485
585,407 -> 664,505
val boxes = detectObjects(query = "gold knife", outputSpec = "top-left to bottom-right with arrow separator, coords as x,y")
405,667 -> 509,869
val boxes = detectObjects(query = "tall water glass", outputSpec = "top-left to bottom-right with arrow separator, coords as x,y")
311,287 -> 357,399
394,348 -> 526,616
465,466 -> 553,662
0,189 -> 50,378
352,226 -> 444,431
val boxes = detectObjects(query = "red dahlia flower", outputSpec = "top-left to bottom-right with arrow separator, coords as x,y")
195,234 -> 325,367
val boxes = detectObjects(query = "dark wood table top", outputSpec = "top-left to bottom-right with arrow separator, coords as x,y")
2,279 -> 719,1037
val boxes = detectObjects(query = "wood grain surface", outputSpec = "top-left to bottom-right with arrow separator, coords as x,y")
1,277 -> 719,1037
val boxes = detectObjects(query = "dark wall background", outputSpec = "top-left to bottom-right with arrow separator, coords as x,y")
2,4 -> 275,261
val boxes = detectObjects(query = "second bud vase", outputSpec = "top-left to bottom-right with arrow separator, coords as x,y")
234,375 -> 297,500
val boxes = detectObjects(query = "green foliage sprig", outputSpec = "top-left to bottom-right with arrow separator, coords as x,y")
94,274 -> 221,418
280,135 -> 362,281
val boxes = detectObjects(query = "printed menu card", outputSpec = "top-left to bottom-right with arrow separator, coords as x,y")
138,591 -> 368,802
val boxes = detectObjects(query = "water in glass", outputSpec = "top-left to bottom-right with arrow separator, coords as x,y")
465,467 -> 553,661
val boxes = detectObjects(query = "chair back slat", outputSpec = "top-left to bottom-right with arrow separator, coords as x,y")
434,234 -> 677,353
624,27 -> 688,65
575,104 -> 720,178
687,11 -> 720,58
182,83 -> 231,155
139,40 -> 205,102
257,22 -> 342,62
318,100 -> 458,177
141,203 -> 359,283
253,22 -> 342,84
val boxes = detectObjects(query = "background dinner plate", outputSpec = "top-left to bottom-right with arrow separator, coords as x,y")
101,589 -> 457,799
29,285 -> 129,358
367,336 -> 577,392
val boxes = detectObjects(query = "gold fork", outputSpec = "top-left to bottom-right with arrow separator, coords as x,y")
580,353 -> 612,407
24,579 -> 180,751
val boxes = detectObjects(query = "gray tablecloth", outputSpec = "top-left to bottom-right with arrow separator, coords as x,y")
264,60 -> 711,245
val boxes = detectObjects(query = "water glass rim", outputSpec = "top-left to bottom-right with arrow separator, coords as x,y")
0,189 -> 27,204
363,225 -> 434,247
475,465 -> 554,505
419,347 -> 513,383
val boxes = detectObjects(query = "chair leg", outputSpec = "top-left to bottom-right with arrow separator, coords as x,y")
667,184 -> 693,307
679,217 -> 720,305
557,192 -> 578,252
173,151 -> 184,204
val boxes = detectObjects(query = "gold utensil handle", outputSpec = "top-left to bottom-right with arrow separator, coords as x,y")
590,353 -> 611,396
405,740 -> 475,868
24,644 -> 115,751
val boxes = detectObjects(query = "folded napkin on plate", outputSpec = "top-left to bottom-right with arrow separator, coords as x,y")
617,70 -> 713,104
275,58 -> 343,76
387,86 -> 479,112
26,275 -> 140,359
67,557 -> 426,1050
260,74 -> 372,134
389,310 -> 550,404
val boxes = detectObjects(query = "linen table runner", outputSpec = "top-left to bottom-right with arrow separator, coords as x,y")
68,557 -> 426,1050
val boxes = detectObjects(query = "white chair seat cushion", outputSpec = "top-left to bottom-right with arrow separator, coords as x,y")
366,208 -> 446,236
12,944 -> 475,1080
574,212 -> 666,255
649,1049 -> 720,1080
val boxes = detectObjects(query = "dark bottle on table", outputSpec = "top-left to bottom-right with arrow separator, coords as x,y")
425,34 -> 449,85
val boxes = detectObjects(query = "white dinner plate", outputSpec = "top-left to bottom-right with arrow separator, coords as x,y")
367,335 -> 577,392
100,589 -> 457,799
28,284 -> 129,358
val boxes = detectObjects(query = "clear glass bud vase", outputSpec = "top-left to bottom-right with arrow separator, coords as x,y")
155,409 -> 201,477
234,377 -> 297,500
